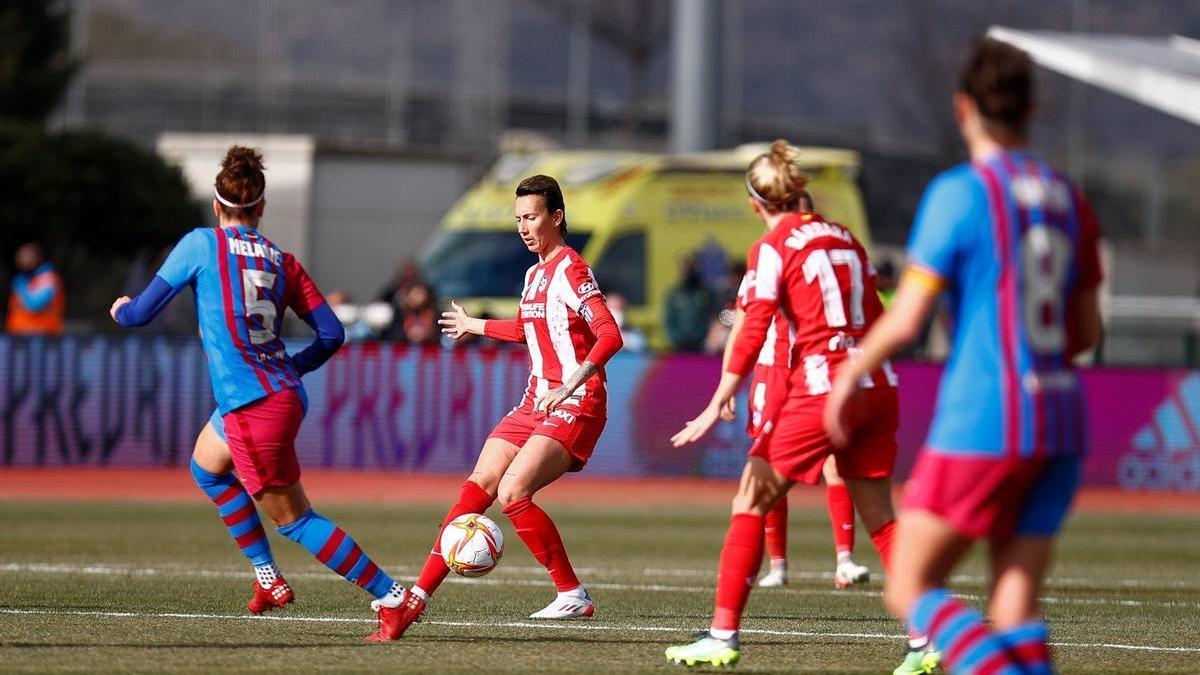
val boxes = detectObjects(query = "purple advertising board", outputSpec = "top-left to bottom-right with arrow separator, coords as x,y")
1,337 -> 1197,491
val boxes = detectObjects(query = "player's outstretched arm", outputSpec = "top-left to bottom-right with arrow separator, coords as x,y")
824,269 -> 939,446
110,277 -> 182,327
440,300 -> 525,343
291,302 -> 345,375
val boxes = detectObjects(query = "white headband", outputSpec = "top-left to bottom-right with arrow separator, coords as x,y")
745,175 -> 796,206
214,187 -> 264,209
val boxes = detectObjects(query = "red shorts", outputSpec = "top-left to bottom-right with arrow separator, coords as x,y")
747,364 -> 789,440
749,388 -> 898,485
903,452 -> 1081,541
222,388 -> 304,496
488,403 -> 606,471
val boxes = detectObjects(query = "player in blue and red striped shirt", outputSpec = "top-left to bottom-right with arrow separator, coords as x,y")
111,146 -> 408,640
826,39 -> 1102,674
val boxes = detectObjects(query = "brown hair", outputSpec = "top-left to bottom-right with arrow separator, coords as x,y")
958,37 -> 1034,141
746,140 -> 809,213
214,145 -> 266,223
515,174 -> 567,235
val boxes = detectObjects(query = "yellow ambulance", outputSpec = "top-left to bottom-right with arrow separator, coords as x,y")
421,144 -> 870,350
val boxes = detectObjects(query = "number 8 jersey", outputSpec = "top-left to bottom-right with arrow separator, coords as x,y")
730,212 -> 894,397
156,226 -> 325,414
907,150 -> 1102,458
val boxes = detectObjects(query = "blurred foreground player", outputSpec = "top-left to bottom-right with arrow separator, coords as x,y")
825,38 -> 1102,675
111,145 -> 408,639
720,190 -> 869,590
377,174 -> 623,639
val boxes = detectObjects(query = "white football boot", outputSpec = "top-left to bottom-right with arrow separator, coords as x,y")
758,559 -> 788,587
834,559 -> 870,589
528,587 -> 595,619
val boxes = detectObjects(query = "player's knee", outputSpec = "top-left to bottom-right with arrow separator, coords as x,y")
496,482 -> 533,507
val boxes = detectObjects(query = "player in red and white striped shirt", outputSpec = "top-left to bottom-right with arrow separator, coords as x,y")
374,175 -> 623,639
665,141 -> 909,668
722,191 -> 870,591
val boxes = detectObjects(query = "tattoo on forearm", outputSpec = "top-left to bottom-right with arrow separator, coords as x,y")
561,361 -> 598,396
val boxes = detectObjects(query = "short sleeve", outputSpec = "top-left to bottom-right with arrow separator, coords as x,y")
907,168 -> 986,283
155,229 -> 210,290
560,259 -> 602,313
283,253 -> 326,315
1072,189 -> 1103,291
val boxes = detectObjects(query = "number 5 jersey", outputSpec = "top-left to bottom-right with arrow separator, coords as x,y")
149,226 -> 326,414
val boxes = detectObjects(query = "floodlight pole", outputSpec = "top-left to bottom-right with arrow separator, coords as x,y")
670,0 -> 723,153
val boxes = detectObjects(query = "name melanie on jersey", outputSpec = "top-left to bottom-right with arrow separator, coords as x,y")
229,237 -> 282,265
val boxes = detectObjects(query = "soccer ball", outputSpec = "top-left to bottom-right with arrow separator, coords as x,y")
440,513 -> 504,577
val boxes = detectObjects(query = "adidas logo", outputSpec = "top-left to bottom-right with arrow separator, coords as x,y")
1118,374 -> 1200,491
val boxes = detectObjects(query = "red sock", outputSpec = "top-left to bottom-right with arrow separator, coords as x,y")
869,520 -> 896,573
763,496 -> 788,560
503,497 -> 580,592
826,483 -> 855,555
414,480 -> 495,596
712,513 -> 765,632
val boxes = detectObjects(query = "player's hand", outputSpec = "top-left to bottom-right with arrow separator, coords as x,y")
109,296 -> 131,322
535,385 -> 572,413
823,375 -> 857,447
438,300 -> 471,339
719,396 -> 737,422
670,402 -> 723,447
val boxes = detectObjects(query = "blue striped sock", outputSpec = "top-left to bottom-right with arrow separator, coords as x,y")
190,458 -> 273,566
910,589 -> 1023,675
998,620 -> 1052,674
278,509 -> 396,599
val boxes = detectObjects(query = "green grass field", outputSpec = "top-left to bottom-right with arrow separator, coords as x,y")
1,499 -> 1197,673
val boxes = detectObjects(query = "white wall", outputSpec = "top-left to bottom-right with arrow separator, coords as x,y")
308,155 -> 470,301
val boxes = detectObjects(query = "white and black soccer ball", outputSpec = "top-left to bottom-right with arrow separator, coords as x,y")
439,513 -> 504,578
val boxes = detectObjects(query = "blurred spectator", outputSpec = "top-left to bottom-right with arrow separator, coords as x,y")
326,290 -> 377,342
664,255 -> 714,352
400,282 -> 439,345
607,292 -> 646,353
377,258 -> 426,341
6,242 -> 64,335
694,237 -> 729,289
875,258 -> 898,309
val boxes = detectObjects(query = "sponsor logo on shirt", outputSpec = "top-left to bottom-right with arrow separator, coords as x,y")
520,302 -> 546,318
538,275 -> 549,292
576,280 -> 597,296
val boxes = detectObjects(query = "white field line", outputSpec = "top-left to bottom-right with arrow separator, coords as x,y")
2,562 -> 1198,610
0,607 -> 1197,654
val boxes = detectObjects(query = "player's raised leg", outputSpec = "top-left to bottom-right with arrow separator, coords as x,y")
190,420 -> 292,614
497,435 -> 592,619
824,457 -> 869,589
396,438 -> 515,637
666,457 -> 791,668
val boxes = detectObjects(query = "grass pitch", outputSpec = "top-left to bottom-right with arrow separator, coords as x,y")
1,498 -> 1198,673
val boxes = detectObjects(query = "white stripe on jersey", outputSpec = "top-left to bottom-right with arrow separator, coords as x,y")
758,320 -> 778,366
525,321 -> 545,381
546,259 -> 584,405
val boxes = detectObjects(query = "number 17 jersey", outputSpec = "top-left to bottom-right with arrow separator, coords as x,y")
156,225 -> 325,414
908,150 -> 1102,459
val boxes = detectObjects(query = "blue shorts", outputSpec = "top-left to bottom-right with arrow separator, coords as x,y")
1015,454 -> 1081,536
209,386 -> 309,442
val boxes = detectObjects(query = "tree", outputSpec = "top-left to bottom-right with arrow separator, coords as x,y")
0,0 -> 77,124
